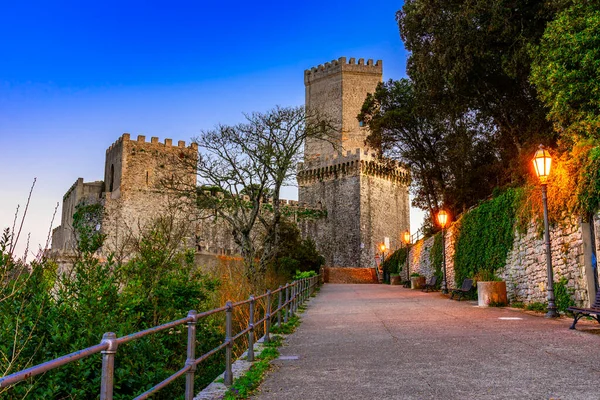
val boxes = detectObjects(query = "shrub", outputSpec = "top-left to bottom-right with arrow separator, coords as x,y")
453,189 -> 519,285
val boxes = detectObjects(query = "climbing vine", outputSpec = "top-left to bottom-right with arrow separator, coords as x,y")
453,188 -> 520,285
382,247 -> 408,276
431,232 -> 443,284
72,203 -> 105,253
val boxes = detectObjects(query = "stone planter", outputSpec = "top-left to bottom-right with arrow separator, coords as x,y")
477,281 -> 507,306
410,276 -> 426,290
390,275 -> 401,285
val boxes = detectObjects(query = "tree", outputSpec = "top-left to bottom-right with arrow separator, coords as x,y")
530,0 -> 600,140
397,0 -> 562,181
359,78 -> 500,225
192,106 -> 334,287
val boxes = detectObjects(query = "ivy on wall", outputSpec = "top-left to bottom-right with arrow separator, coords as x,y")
453,188 -> 520,285
431,232 -> 443,283
382,247 -> 408,277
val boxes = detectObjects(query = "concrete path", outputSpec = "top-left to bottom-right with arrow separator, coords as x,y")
254,284 -> 600,400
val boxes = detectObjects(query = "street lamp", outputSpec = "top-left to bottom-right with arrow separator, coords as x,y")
437,210 -> 449,294
402,231 -> 411,280
379,243 -> 387,282
533,144 -> 558,318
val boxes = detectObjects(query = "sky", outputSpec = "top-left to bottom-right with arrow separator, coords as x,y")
0,0 -> 423,260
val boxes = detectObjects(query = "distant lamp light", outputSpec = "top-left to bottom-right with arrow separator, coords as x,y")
379,243 -> 386,253
402,231 -> 411,245
437,210 -> 449,229
533,144 -> 552,183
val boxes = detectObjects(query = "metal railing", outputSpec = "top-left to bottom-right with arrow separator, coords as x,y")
0,274 -> 321,399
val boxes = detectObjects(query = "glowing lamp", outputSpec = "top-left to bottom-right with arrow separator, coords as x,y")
437,210 -> 449,229
533,144 -> 552,183
402,231 -> 411,245
379,243 -> 386,252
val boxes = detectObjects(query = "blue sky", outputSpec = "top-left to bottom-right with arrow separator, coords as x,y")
0,1 -> 421,259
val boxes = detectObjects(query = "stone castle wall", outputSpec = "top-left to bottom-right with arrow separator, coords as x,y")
300,57 -> 411,273
405,214 -> 600,308
51,178 -> 103,250
298,149 -> 410,269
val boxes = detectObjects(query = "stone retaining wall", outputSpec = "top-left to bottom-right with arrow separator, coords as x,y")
406,215 -> 600,307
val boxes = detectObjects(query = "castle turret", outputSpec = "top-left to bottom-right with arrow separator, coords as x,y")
299,58 -> 410,280
304,57 -> 382,161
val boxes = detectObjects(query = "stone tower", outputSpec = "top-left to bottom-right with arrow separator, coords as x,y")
298,57 -> 410,278
101,134 -> 198,253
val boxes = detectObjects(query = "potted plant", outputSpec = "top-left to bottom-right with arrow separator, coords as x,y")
410,273 -> 426,290
474,269 -> 507,306
390,273 -> 401,285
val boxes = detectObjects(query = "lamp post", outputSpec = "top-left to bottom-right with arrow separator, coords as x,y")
380,243 -> 387,282
402,231 -> 411,281
437,210 -> 449,294
533,144 -> 558,318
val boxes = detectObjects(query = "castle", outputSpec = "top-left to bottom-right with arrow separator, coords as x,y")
299,57 -> 410,280
51,57 -> 411,281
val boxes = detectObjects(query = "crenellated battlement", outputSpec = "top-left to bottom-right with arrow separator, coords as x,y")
297,148 -> 409,185
106,133 -> 198,154
304,56 -> 383,85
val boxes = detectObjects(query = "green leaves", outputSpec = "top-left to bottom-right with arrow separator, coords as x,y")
531,0 -> 600,139
453,188 -> 520,285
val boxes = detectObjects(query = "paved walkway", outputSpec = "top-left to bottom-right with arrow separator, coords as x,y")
255,284 -> 600,400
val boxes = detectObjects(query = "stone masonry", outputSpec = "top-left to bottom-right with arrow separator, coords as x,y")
298,57 -> 411,275
405,214 -> 600,308
52,58 -> 411,277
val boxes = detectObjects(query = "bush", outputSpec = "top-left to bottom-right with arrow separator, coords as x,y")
554,277 -> 576,312
1,217 -> 223,399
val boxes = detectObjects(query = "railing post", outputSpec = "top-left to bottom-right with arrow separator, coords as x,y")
185,310 -> 197,400
303,279 -> 306,303
278,286 -> 283,327
248,296 -> 255,362
291,282 -> 296,316
289,282 -> 295,318
265,290 -> 271,343
100,332 -> 118,400
224,301 -> 233,386
284,284 -> 289,323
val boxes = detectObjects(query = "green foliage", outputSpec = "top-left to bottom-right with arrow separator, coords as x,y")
525,302 -> 548,313
410,272 -> 421,278
454,189 -> 520,285
293,270 -> 317,280
398,0 -> 557,183
269,220 -> 325,279
1,219 -> 222,399
431,232 -> 443,284
510,301 -> 525,309
554,277 -> 576,312
530,0 -> 600,140
575,144 -> 600,216
72,203 -> 106,253
222,336 -> 283,400
359,78 -> 501,219
382,247 -> 408,277
473,269 -> 502,283
269,315 -> 300,335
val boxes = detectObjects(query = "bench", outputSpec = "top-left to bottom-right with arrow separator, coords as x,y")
421,276 -> 438,292
567,291 -> 600,330
450,279 -> 473,301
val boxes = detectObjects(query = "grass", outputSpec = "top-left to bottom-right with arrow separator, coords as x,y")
221,290 -> 314,399
525,302 -> 548,313
222,336 -> 283,399
269,315 -> 300,335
